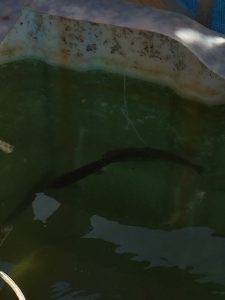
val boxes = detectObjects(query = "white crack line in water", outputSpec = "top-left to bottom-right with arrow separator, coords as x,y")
121,74 -> 146,145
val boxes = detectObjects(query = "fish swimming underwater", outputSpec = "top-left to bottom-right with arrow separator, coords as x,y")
0,147 -> 203,246
48,147 -> 203,188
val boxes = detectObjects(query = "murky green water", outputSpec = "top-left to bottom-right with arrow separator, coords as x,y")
1,60 -> 225,299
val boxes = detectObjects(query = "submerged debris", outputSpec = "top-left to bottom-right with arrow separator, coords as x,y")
0,271 -> 26,300
0,139 -> 14,154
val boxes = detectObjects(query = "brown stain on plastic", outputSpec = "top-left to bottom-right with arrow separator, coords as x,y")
170,105 -> 203,226
196,0 -> 213,27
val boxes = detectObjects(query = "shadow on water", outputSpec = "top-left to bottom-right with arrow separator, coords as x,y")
1,60 -> 225,299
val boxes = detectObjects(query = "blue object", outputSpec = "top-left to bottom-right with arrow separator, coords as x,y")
180,0 -> 225,34
211,0 -> 225,34
181,0 -> 197,17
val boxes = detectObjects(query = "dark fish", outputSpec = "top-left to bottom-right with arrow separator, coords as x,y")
48,158 -> 110,188
48,147 -> 203,188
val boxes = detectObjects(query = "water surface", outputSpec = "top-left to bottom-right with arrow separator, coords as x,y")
0,60 -> 225,299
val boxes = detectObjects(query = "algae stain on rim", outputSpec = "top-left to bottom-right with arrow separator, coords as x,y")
0,1 -> 225,105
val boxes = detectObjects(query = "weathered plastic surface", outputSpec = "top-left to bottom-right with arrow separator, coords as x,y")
1,0 -> 225,104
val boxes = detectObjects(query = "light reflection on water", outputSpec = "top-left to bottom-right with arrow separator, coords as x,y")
51,282 -> 100,300
32,193 -> 61,224
85,215 -> 225,286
